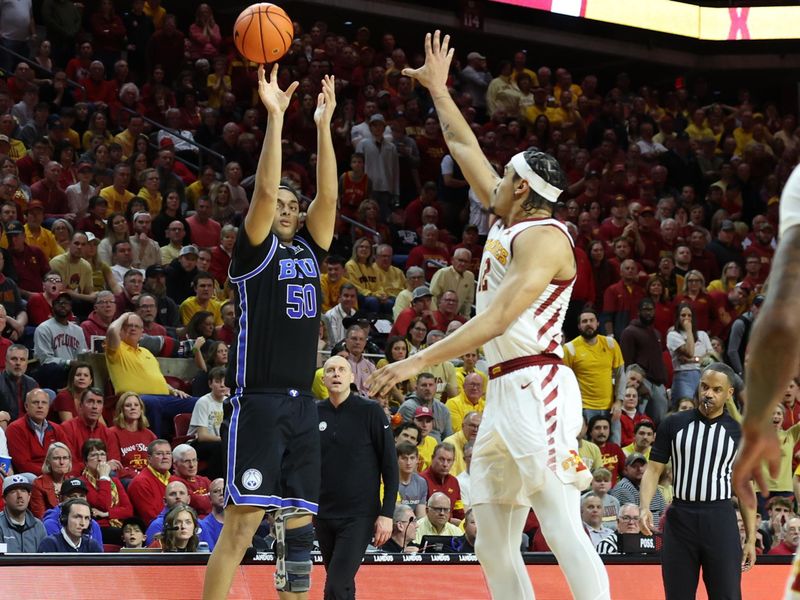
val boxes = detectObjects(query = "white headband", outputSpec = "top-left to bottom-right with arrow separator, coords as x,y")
510,152 -> 563,203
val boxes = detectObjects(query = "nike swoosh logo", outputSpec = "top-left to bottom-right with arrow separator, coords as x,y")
384,425 -> 389,429
521,382 -> 533,390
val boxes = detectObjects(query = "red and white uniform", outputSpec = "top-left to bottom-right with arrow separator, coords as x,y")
471,218 -> 591,507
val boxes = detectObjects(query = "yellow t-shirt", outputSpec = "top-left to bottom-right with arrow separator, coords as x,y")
345,260 -> 382,296
442,430 -> 469,477
563,335 -> 624,411
82,129 -> 113,151
100,185 -> 135,214
25,224 -> 64,261
185,180 -> 209,211
446,391 -> 485,433
137,187 -> 163,216
578,439 -> 604,474
621,444 -> 651,460
49,254 -> 94,294
454,366 -> 488,398
180,296 -> 223,327
106,341 -> 169,395
311,368 -> 329,400
113,130 -> 136,160
417,436 -> 437,473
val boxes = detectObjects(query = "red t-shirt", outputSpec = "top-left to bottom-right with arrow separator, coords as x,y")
110,426 -> 158,481
186,215 -> 222,249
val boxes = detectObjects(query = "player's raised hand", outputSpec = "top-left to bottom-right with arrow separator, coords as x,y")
733,422 -> 782,510
257,63 -> 298,115
314,74 -> 337,127
368,357 -> 419,399
402,30 -> 454,94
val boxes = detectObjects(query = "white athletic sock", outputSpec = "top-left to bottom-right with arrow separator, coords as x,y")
473,503 -> 535,600
532,468 -> 611,600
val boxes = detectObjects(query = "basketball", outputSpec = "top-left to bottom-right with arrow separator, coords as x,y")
233,3 -> 294,64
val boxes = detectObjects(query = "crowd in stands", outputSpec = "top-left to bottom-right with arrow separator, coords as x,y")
0,0 -> 798,557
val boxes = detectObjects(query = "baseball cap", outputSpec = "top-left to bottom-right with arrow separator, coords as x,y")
145,264 -> 167,278
54,292 -> 73,303
0,134 -> 9,144
414,406 -> 434,420
60,477 -> 88,497
26,199 -> 45,212
121,516 -> 147,533
85,231 -> 99,243
369,113 -> 386,124
179,245 -> 199,257
3,474 -> 32,496
640,206 -> 655,215
585,170 -> 600,180
411,286 -> 433,301
625,453 -> 648,466
720,219 -> 735,231
467,51 -> 486,61
5,220 -> 23,236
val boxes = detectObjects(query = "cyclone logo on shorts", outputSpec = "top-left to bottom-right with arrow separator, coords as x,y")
242,468 -> 263,491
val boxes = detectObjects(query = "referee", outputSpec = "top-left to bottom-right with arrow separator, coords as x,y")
316,355 -> 399,600
640,362 -> 757,599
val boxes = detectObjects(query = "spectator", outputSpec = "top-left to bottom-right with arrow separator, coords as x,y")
595,503 -> 641,555
49,232 -> 96,312
587,415 -> 627,486
619,299 -> 669,424
322,283 -> 358,348
128,211 -> 161,269
0,344 -> 38,421
443,411 -> 481,477
99,164 -> 134,214
143,264 -> 180,329
151,502 -> 203,552
667,302 -> 714,402
109,392 -> 156,482
186,197 -> 221,249
110,242 -> 140,284
582,493 -> 614,546
188,367 -> 226,480
6,220 -> 50,298
121,515 -> 146,549
341,324 -> 376,397
381,503 -> 419,552
30,441 -> 73,519
413,492 -> 463,544
52,361 -> 95,423
430,248 -> 475,319
431,290 -> 467,332
621,421 -> 656,459
602,259 -> 645,338
618,386 -> 650,447
171,444 -> 212,518
460,52 -> 492,119
199,478 -> 224,551
38,496 -> 103,552
97,212 -> 131,266
180,271 -> 222,327
79,438 -> 133,544
6,389 -> 68,475
0,251 -> 26,339
159,220 -> 187,266
345,237 -> 386,315
114,269 -> 145,316
31,161 -> 70,218
393,266 -> 425,320
769,518 -> 800,556
105,312 -> 194,438
398,374 -> 453,443
447,375 -> 485,434
41,478 -> 103,547
454,350 -> 487,398
80,291 -> 116,345
390,286 -> 436,337
0,474 -> 47,553
208,225 -> 235,287
61,388 -> 122,473
396,442 -> 428,518
405,224 -> 450,282
675,270 -> 716,334
355,114 -> 399,217
609,453 -> 665,528
421,330 -> 459,402
33,292 -> 87,390
127,438 -> 174,525
584,468 -> 620,531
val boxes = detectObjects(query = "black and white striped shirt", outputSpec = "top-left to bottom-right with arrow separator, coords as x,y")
650,409 -> 740,502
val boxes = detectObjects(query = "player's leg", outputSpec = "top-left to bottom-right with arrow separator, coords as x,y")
275,512 -> 315,600
319,517 -> 374,600
202,504 -> 265,600
531,467 -> 610,600
661,503 -> 701,600
473,502 -> 535,600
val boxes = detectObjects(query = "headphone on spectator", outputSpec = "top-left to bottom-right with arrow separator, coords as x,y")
60,498 -> 92,534
164,503 -> 201,536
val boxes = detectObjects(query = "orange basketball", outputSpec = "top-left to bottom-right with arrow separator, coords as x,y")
233,3 -> 294,64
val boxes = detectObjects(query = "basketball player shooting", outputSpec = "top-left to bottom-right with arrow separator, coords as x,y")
733,164 -> 800,598
367,31 -> 609,600
202,65 -> 337,600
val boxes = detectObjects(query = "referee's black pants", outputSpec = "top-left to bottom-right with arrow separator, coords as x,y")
661,499 -> 742,600
315,516 -> 374,600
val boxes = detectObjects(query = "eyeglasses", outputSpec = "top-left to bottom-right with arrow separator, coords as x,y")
44,278 -> 62,283
619,515 -> 639,522
428,506 -> 450,513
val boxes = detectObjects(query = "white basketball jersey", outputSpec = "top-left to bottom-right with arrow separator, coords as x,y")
476,218 -> 575,365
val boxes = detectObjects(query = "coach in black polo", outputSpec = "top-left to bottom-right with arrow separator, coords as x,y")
639,362 -> 757,600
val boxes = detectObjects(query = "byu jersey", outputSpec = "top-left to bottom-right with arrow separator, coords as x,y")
227,227 -> 326,391
476,218 -> 574,364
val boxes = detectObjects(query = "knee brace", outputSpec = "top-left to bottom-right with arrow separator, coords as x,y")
274,521 -> 314,592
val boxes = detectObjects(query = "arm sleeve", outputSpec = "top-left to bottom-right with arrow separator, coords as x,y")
649,416 -> 673,464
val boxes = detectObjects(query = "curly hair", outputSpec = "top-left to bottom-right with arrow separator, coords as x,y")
513,148 -> 566,214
